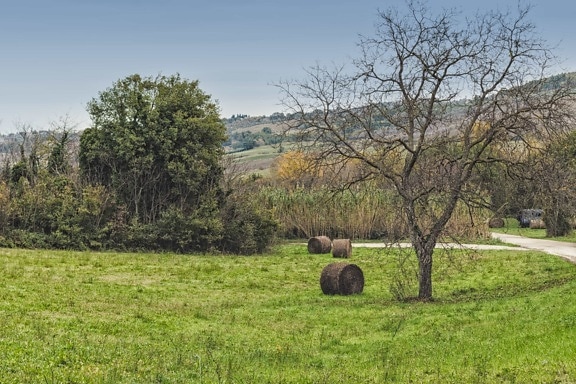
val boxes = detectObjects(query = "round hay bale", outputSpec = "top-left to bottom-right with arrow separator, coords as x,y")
529,218 -> 546,229
307,236 -> 332,254
332,239 -> 352,258
488,217 -> 505,228
320,262 -> 364,295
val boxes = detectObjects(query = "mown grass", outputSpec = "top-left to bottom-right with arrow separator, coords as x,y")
1,245 -> 576,383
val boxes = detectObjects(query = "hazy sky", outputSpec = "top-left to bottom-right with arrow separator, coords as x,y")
1,0 -> 575,133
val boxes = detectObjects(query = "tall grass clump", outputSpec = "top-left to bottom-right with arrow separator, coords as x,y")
441,204 -> 492,241
259,185 -> 406,240
258,184 -> 491,241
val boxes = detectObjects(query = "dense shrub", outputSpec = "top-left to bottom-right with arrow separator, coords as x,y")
153,208 -> 224,253
219,197 -> 278,255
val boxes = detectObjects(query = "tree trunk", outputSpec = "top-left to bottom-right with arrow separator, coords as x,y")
417,256 -> 433,301
407,202 -> 438,301
545,207 -> 572,237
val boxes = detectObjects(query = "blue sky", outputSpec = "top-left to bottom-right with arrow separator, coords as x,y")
1,0 -> 575,133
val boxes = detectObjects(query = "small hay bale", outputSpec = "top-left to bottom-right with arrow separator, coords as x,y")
529,219 -> 546,229
307,236 -> 332,254
320,262 -> 364,295
488,217 -> 505,228
332,239 -> 352,258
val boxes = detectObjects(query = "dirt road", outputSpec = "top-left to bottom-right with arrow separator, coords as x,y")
353,242 -> 525,251
490,233 -> 576,264
353,234 -> 576,264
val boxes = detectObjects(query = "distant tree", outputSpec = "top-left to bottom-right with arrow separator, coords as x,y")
9,124 -> 41,188
240,132 -> 257,150
278,1 -> 575,300
80,74 -> 227,226
47,116 -> 77,176
270,112 -> 285,121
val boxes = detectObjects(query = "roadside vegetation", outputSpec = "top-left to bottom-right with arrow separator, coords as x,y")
1,245 -> 575,383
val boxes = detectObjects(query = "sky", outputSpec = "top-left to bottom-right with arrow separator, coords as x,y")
0,0 -> 575,133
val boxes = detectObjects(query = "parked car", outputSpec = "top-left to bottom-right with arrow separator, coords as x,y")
517,209 -> 544,228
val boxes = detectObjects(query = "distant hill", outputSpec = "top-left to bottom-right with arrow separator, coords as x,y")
223,71 -> 576,173
223,113 -> 291,154
224,113 -> 288,133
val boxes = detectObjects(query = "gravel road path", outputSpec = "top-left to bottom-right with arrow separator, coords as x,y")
352,233 -> 576,264
352,242 -> 525,251
490,232 -> 576,264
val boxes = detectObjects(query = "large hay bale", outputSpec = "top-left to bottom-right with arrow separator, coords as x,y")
307,236 -> 332,254
529,218 -> 546,229
488,217 -> 505,228
332,239 -> 352,258
320,262 -> 364,295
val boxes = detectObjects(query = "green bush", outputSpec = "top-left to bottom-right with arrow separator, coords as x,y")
219,198 -> 278,254
153,208 -> 224,253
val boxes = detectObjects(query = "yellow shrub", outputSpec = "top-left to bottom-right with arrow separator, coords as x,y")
272,151 -> 321,185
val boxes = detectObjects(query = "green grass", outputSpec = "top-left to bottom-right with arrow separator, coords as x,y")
1,245 -> 576,383
228,145 -> 281,163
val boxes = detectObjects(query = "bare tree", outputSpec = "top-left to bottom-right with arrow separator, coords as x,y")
529,129 -> 576,236
47,115 -> 79,177
278,1 -> 575,300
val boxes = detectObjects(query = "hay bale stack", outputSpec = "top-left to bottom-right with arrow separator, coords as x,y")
307,236 -> 332,254
488,217 -> 505,228
320,262 -> 364,295
529,219 -> 546,229
332,239 -> 352,258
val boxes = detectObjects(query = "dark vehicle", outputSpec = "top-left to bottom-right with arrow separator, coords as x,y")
517,209 -> 544,228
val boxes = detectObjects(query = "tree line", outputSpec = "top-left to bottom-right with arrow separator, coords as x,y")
0,74 -> 277,255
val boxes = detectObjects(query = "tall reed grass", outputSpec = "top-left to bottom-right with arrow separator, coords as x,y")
257,185 -> 400,239
257,185 -> 490,241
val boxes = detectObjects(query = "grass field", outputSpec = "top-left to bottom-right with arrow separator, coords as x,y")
1,244 -> 576,383
226,145 -> 282,175
229,145 -> 280,163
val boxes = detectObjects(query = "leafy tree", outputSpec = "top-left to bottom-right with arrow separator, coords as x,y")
271,151 -> 320,187
241,134 -> 256,150
278,1 -> 574,300
259,127 -> 282,145
80,74 -> 227,227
